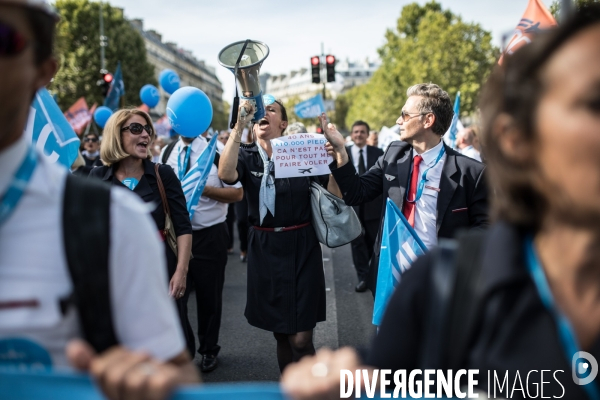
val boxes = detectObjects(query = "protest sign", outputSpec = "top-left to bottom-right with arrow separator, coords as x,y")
271,133 -> 332,178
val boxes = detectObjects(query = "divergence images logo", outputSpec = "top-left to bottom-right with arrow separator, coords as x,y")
573,351 -> 598,386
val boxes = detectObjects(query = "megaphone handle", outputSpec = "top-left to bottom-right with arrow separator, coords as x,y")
230,39 -> 252,130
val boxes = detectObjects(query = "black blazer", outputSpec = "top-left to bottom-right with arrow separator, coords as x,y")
346,145 -> 384,222
331,141 -> 488,292
89,159 -> 192,237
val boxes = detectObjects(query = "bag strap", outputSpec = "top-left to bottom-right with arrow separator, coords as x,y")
419,230 -> 486,369
154,164 -> 171,219
161,140 -> 178,165
62,174 -> 118,353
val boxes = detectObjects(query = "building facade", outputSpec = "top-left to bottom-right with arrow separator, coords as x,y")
261,57 -> 379,104
130,19 -> 223,118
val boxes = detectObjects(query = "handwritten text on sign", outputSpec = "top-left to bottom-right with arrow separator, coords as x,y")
271,133 -> 333,178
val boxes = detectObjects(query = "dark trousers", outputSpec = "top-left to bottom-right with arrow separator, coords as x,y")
350,217 -> 380,282
166,247 -> 195,358
235,196 -> 249,252
184,222 -> 229,357
225,203 -> 236,250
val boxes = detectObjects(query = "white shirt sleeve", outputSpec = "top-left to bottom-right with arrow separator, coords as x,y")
108,187 -> 185,361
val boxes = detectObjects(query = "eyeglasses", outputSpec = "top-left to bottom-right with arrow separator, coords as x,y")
84,137 -> 99,143
400,110 -> 428,122
121,122 -> 153,136
0,21 -> 28,57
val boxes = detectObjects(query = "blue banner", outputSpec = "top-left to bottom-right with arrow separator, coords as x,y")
104,62 -> 125,111
181,135 -> 219,220
294,94 -> 326,119
373,199 -> 427,326
24,88 -> 80,168
445,92 -> 461,149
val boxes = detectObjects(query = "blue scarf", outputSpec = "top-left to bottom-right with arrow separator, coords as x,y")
257,144 -> 275,225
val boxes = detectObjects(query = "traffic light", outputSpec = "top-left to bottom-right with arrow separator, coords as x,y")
97,69 -> 113,98
311,56 -> 320,84
326,55 -> 336,82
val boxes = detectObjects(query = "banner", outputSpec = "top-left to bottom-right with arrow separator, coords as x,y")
63,97 -> 91,135
373,199 -> 427,326
294,94 -> 326,119
104,62 -> 125,111
499,0 -> 557,63
271,133 -> 332,178
377,126 -> 401,152
444,92 -> 461,149
24,88 -> 80,168
182,134 -> 219,220
154,115 -> 172,138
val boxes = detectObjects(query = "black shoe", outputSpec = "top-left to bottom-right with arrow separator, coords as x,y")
355,280 -> 367,292
200,354 -> 218,373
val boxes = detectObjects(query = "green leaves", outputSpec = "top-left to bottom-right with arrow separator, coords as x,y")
344,1 -> 498,130
49,0 -> 156,110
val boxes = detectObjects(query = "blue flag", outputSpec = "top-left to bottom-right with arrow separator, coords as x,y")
445,92 -> 461,149
24,88 -> 80,168
294,94 -> 326,119
373,199 -> 428,326
104,62 -> 125,111
181,135 -> 219,220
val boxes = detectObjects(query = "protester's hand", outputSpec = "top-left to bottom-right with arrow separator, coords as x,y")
318,113 -> 345,153
281,347 -> 361,400
236,100 -> 255,129
169,268 -> 187,299
66,340 -> 200,400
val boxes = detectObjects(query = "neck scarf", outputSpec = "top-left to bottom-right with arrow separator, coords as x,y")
257,144 -> 275,225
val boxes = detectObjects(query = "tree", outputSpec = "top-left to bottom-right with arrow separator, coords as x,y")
344,1 -> 498,130
550,0 -> 599,18
49,0 -> 156,110
211,100 -> 230,131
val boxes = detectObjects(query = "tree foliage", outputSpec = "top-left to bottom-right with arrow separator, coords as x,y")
344,1 -> 498,130
49,0 -> 156,110
550,0 -> 599,18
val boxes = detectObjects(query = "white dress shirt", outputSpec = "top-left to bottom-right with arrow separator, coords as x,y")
411,140 -> 446,250
0,136 -> 184,369
162,137 -> 242,230
350,143 -> 368,173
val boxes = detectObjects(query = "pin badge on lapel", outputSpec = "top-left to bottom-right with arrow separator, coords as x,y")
385,174 -> 396,181
251,171 -> 264,177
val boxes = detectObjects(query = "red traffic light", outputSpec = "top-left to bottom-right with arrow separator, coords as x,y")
311,56 -> 320,66
326,55 -> 335,65
103,73 -> 114,83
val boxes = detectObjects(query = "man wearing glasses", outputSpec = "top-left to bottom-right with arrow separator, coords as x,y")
322,83 -> 489,295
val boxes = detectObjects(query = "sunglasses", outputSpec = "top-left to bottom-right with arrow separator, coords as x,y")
121,122 -> 153,135
0,21 -> 28,57
400,110 -> 428,122
84,138 -> 99,143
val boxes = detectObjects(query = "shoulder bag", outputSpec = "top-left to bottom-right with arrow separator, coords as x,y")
154,164 -> 179,256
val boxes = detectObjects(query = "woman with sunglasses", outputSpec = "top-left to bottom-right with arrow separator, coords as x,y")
89,108 -> 195,357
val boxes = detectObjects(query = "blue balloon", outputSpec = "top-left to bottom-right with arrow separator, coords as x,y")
139,84 -> 160,108
94,106 -> 113,128
166,87 -> 213,138
159,69 -> 180,94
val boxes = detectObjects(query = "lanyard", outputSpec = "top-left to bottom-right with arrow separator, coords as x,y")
0,146 -> 38,228
178,145 -> 192,181
405,145 -> 445,203
525,236 -> 600,400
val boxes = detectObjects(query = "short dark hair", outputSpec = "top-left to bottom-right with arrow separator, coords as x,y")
274,99 -> 288,122
85,132 -> 99,140
406,83 -> 453,135
351,120 -> 370,133
25,8 -> 56,65
480,3 -> 600,230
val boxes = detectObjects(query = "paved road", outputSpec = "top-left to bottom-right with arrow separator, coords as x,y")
186,227 -> 376,382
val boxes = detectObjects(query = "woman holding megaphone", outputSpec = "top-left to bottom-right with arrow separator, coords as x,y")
220,96 -> 337,372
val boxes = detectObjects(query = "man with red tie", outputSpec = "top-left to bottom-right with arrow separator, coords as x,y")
322,83 -> 488,294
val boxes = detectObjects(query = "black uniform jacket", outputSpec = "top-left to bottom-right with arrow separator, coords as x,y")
89,159 -> 192,237
346,144 -> 384,222
331,141 -> 489,292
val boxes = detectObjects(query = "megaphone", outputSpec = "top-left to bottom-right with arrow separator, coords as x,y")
218,40 -> 269,126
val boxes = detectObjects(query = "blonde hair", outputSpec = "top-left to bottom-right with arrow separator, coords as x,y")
100,108 -> 155,166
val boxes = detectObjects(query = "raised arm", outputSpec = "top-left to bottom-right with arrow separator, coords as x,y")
218,101 -> 255,183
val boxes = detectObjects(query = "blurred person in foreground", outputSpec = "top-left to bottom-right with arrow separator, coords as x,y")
0,0 -> 199,398
89,109 -> 195,357
282,5 -> 600,399
456,126 -> 482,162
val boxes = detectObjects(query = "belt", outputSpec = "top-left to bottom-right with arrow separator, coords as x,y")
253,222 -> 311,232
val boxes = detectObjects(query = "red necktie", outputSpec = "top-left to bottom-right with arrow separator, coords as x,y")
403,155 -> 423,227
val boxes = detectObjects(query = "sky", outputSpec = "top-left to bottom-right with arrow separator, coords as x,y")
105,0 -> 554,101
